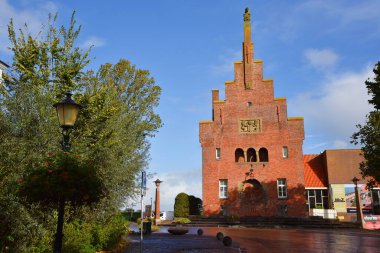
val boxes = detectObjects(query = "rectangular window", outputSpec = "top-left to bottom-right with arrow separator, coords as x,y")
373,189 -> 380,215
282,146 -> 288,158
277,178 -> 287,198
219,179 -> 228,199
216,148 -> 221,160
307,189 -> 329,210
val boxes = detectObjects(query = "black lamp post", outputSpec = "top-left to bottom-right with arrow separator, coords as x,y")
53,93 -> 81,253
352,177 -> 363,227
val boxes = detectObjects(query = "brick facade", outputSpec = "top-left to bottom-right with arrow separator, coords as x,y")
199,8 -> 306,217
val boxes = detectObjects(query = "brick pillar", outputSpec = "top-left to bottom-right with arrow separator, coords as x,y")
154,179 -> 163,224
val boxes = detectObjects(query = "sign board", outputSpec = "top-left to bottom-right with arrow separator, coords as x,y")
142,171 -> 147,196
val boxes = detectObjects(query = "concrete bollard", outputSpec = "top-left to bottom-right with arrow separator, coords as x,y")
216,232 -> 224,240
197,228 -> 203,236
223,236 -> 232,247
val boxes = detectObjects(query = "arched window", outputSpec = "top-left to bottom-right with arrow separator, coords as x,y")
259,148 -> 269,162
235,148 -> 245,162
247,148 -> 257,162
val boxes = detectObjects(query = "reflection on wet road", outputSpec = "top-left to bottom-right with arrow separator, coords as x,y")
200,227 -> 380,253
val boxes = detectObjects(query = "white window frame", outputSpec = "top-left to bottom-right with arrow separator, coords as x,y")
219,179 -> 228,199
282,146 -> 288,158
277,178 -> 287,199
216,148 -> 221,160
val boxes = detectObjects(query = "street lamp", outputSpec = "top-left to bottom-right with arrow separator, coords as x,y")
352,177 -> 363,227
53,92 -> 81,253
53,93 -> 82,152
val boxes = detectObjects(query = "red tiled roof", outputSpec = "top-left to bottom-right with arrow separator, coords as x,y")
304,154 -> 328,187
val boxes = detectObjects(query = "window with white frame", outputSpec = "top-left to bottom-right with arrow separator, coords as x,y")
216,148 -> 221,160
307,189 -> 328,210
282,146 -> 288,158
277,178 -> 287,198
219,179 -> 228,199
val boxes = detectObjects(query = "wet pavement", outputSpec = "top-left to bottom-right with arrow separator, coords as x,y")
124,227 -> 241,252
124,226 -> 380,253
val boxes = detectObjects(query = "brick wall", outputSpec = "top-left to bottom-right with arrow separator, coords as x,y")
199,8 -> 306,218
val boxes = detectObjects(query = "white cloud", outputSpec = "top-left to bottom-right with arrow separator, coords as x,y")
306,142 -> 328,151
210,49 -> 241,77
300,0 -> 380,26
0,0 -> 57,54
133,168 -> 202,212
80,36 -> 105,49
333,140 -> 348,149
304,48 -> 339,71
290,65 -> 374,151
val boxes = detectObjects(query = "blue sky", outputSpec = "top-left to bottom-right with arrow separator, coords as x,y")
1,0 -> 379,211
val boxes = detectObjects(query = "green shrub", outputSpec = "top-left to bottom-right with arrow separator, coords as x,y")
62,220 -> 94,253
62,214 -> 128,252
174,192 -> 189,218
174,217 -> 191,224
188,195 -> 202,215
151,225 -> 160,232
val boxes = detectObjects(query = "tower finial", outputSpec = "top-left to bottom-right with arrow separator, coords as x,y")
244,7 -> 250,22
242,7 -> 253,89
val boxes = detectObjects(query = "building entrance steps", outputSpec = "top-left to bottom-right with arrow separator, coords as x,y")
186,216 -> 360,229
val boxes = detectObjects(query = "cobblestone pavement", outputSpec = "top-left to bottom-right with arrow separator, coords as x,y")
124,226 -> 380,253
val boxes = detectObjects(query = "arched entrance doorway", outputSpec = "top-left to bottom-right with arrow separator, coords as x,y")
240,179 -> 267,216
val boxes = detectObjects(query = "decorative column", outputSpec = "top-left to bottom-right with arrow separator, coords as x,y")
154,179 -> 163,224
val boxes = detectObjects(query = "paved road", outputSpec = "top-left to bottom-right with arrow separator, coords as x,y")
124,227 -> 241,253
201,227 -> 380,253
125,226 -> 380,253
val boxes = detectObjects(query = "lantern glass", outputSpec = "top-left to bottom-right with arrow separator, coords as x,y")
54,93 -> 81,128
56,103 -> 80,127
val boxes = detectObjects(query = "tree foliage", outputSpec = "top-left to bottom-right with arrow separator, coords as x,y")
352,61 -> 380,183
174,192 -> 190,218
19,152 -> 105,206
174,193 -> 202,217
188,195 -> 202,215
0,12 -> 161,252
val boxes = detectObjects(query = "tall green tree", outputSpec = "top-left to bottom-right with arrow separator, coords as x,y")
188,195 -> 202,215
0,12 -> 161,252
0,13 -> 90,252
174,192 -> 190,218
352,61 -> 380,183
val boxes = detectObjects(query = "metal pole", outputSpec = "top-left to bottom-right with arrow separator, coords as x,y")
140,193 -> 143,241
140,171 -> 145,252
54,129 -> 71,253
53,198 -> 65,253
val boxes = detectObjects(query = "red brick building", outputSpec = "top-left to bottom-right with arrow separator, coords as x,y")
199,8 -> 306,217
